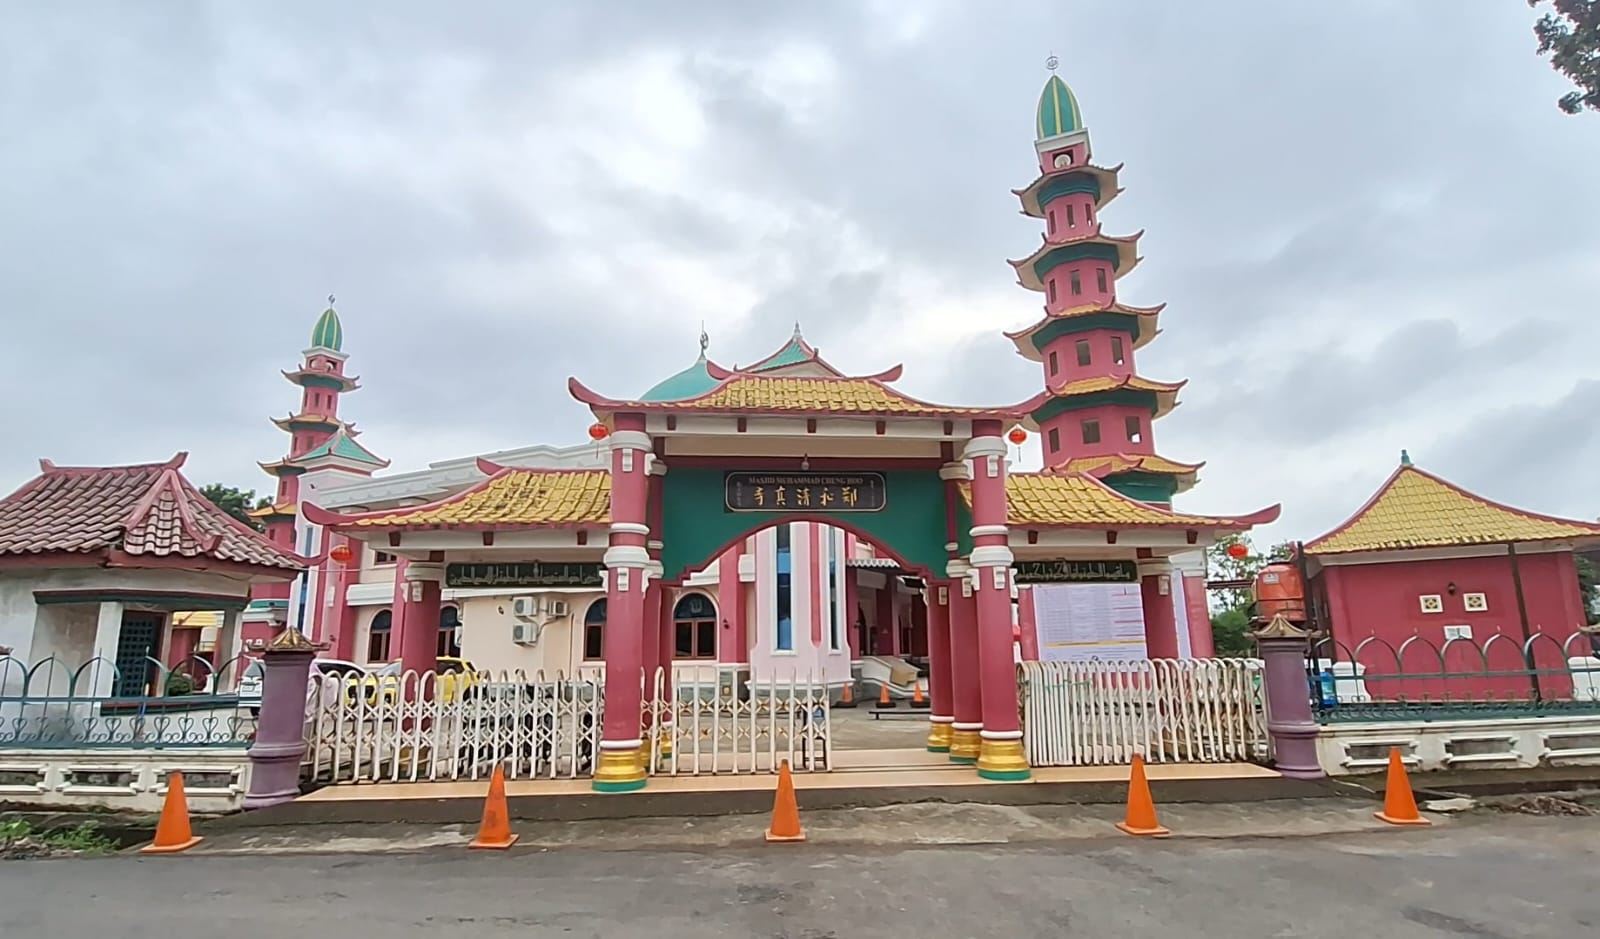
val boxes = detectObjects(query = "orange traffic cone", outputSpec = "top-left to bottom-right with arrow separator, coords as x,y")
878,683 -> 895,708
469,764 -> 520,849
911,679 -> 929,709
765,760 -> 806,843
1115,754 -> 1170,837
1374,748 -> 1430,827
837,682 -> 856,709
141,772 -> 202,854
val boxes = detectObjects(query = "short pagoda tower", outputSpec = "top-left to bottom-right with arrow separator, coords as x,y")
245,302 -> 387,636
1008,70 -> 1201,506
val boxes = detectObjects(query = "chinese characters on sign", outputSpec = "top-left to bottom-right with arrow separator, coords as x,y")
724,472 -> 887,513
445,562 -> 604,589
1011,558 -> 1139,585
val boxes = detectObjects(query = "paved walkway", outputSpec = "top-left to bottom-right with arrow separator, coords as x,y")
2,816 -> 1594,936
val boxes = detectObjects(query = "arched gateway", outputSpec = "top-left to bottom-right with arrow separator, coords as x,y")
302,72 -> 1280,793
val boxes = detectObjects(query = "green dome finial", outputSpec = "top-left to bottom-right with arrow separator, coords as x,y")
1036,72 -> 1084,141
310,296 -> 343,352
1400,449 -> 1412,466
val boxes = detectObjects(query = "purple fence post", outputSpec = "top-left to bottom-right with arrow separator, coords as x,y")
1252,614 -> 1326,780
243,629 -> 317,809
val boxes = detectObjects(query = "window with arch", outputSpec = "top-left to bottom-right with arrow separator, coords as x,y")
367,609 -> 392,662
582,599 -> 606,661
437,605 -> 462,658
673,592 -> 717,660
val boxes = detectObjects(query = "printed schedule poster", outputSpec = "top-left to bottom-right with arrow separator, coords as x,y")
1032,583 -> 1148,662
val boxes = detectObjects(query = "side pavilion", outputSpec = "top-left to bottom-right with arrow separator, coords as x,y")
307,338 -> 1276,791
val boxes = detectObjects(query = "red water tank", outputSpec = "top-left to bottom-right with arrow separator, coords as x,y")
1253,562 -> 1307,624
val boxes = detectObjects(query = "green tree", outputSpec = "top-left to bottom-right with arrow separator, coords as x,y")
1530,1 -> 1600,114
199,484 -> 270,532
1577,555 -> 1598,624
1205,534 -> 1295,656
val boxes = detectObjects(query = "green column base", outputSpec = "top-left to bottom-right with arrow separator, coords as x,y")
977,767 -> 1032,781
949,755 -> 978,764
926,744 -> 951,753
592,777 -> 649,793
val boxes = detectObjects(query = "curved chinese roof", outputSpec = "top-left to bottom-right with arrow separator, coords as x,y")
305,462 -> 610,531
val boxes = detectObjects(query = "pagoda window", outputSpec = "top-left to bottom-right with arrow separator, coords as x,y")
673,592 -> 717,660
1111,336 -> 1126,365
1046,207 -> 1057,237
437,605 -> 462,658
1066,204 -> 1076,227
1048,350 -> 1059,376
1085,202 -> 1093,223
583,599 -> 607,661
1047,427 -> 1061,453
1069,271 -> 1082,295
775,525 -> 794,652
1082,420 -> 1102,445
367,609 -> 392,663
1126,416 -> 1143,444
1096,268 -> 1108,294
1075,340 -> 1092,366
1047,279 -> 1057,304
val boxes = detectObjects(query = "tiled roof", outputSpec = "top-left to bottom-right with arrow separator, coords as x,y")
0,454 -> 304,571
962,473 -> 1246,528
298,428 -> 389,468
339,469 -> 610,529
1306,464 -> 1600,555
573,373 -> 1013,418
1050,375 -> 1184,397
1053,452 -> 1203,478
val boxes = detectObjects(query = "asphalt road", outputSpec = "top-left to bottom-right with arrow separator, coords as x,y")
2,817 -> 1595,937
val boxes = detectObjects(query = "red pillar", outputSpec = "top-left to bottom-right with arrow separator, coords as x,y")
595,414 -> 650,792
1017,586 -> 1040,662
843,539 -> 861,659
1140,563 -> 1180,659
946,564 -> 983,763
875,584 -> 895,657
925,578 -> 955,752
327,534 -> 359,662
717,550 -> 743,663
1183,573 -> 1215,658
396,565 -> 442,683
965,423 -> 1028,780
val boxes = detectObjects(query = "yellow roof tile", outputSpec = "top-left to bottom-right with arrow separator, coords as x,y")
967,474 -> 1237,528
1051,375 -> 1183,396
348,470 -> 610,528
677,376 -> 998,415
1306,465 -> 1600,554
1055,453 -> 1201,477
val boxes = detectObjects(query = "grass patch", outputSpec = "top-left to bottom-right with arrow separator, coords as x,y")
1,818 -> 120,858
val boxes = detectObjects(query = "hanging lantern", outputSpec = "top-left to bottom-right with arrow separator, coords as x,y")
587,422 -> 610,441
1007,427 -> 1028,445
329,543 -> 353,564
1226,542 -> 1250,560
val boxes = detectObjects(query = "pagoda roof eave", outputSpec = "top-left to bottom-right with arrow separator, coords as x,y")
1003,301 -> 1166,360
1305,463 -> 1600,556
979,472 -> 1279,531
568,375 -> 1025,422
270,413 -> 343,432
1011,162 -> 1125,217
1017,375 -> 1187,426
1008,231 -> 1144,292
281,368 -> 359,391
1045,452 -> 1205,495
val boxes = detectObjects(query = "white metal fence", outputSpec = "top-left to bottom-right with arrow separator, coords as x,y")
645,667 -> 831,775
1020,658 -> 1266,766
303,670 -> 603,784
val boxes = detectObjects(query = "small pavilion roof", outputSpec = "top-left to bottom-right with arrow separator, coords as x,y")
0,454 -> 305,572
1046,452 -> 1203,495
1306,455 -> 1600,555
736,324 -> 848,377
304,460 -> 610,531
296,427 -> 390,470
964,473 -> 1277,530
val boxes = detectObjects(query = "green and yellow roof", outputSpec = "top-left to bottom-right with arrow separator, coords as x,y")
1036,75 -> 1084,141
309,306 -> 343,352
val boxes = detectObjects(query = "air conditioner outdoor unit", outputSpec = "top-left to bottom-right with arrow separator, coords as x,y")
511,622 -> 542,646
546,599 -> 570,618
511,596 -> 540,619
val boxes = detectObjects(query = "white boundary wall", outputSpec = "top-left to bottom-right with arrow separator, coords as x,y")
1317,714 -> 1600,775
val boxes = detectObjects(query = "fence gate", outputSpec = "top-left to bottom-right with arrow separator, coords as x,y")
1020,658 -> 1265,767
646,667 -> 831,775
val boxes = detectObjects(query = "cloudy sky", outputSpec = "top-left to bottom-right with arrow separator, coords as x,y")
2,1 -> 1596,546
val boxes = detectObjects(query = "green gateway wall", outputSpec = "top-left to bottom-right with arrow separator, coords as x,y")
659,468 -> 951,579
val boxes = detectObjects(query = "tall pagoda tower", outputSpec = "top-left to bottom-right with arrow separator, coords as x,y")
245,303 -> 388,635
1007,69 -> 1200,506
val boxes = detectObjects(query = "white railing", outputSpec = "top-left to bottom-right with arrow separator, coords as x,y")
1020,658 -> 1266,767
304,670 -> 603,784
645,666 -> 831,775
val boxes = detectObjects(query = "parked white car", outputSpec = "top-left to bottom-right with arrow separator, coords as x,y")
237,657 -> 371,715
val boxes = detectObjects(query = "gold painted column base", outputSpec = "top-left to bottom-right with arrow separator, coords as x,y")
949,728 -> 981,764
926,719 -> 953,753
593,745 -> 647,792
977,737 -> 1031,781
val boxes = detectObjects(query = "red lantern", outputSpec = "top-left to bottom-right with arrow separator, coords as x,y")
1226,542 -> 1250,560
1007,427 -> 1028,445
587,422 -> 610,441
329,543 -> 353,564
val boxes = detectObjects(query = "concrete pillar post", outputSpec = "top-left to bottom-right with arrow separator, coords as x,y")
89,601 -> 126,698
964,424 -> 1029,781
1139,560 -> 1180,659
215,608 -> 245,691
243,628 -> 317,809
1253,615 -> 1326,780
396,563 -> 443,681
596,416 -> 651,792
946,560 -> 983,763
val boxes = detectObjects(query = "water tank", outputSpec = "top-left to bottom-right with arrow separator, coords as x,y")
1253,561 -> 1307,624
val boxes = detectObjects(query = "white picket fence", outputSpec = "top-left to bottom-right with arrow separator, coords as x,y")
303,670 -> 603,784
302,666 -> 832,785
645,667 -> 831,775
1020,658 -> 1266,766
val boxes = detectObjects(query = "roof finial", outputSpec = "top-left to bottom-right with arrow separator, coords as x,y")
792,321 -> 803,339
698,321 -> 709,358
1400,449 -> 1412,466
327,293 -> 336,309
1045,53 -> 1059,73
